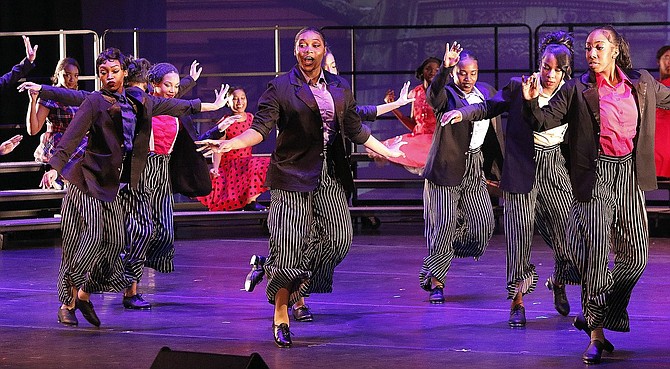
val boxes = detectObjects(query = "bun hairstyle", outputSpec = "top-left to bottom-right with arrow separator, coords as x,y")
126,57 -> 152,86
538,30 -> 574,80
147,62 -> 179,85
414,57 -> 441,81
589,25 -> 632,69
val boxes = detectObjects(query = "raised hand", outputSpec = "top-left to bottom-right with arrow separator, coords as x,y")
395,81 -> 416,107
190,60 -> 202,81
521,73 -> 539,100
440,110 -> 463,126
443,41 -> 462,68
23,35 -> 38,63
17,81 -> 42,94
213,84 -> 230,109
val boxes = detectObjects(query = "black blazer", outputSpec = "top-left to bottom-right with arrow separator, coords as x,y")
526,69 -> 670,202
251,65 -> 371,193
460,77 -> 549,194
45,87 -> 201,202
0,58 -> 34,94
424,65 -> 504,187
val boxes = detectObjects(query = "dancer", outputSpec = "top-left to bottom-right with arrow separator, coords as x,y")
440,31 -> 579,326
120,61 -> 216,309
655,45 -> 670,178
197,87 -> 271,211
521,25 -> 670,364
26,58 -> 85,189
420,44 -> 503,304
197,27 -> 404,348
33,47 -> 227,327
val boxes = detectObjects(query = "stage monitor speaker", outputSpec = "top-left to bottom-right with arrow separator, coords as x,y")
150,346 -> 270,369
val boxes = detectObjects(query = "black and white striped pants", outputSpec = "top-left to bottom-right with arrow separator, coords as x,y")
57,184 -> 128,305
121,153 -> 175,284
569,154 -> 648,332
420,149 -> 494,289
504,144 -> 580,298
264,161 -> 352,307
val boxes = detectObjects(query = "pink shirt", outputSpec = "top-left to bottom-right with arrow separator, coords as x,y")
597,67 -> 638,156
150,115 -> 179,155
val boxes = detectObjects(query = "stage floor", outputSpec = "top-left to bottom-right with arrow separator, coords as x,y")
0,222 -> 669,369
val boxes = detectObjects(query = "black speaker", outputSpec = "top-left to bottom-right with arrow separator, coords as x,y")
150,346 -> 270,369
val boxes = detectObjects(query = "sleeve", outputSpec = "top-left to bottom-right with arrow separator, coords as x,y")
149,94 -> 202,117
49,97 -> 96,172
341,87 -> 371,144
651,71 -> 670,109
0,58 -> 34,94
197,124 -> 225,140
427,64 -> 453,111
355,105 -> 378,122
460,80 -> 514,122
524,82 -> 573,132
176,76 -> 196,98
250,82 -> 281,140
39,85 -> 90,106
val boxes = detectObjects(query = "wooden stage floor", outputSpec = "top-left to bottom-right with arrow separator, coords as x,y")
0,222 -> 668,368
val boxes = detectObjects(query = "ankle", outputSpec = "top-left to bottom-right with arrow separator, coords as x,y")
77,290 -> 90,302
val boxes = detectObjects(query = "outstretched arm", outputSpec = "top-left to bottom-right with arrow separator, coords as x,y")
0,36 -> 38,93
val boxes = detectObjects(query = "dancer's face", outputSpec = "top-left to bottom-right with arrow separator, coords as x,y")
453,57 -> 478,94
585,30 -> 618,75
324,53 -> 338,75
421,61 -> 439,83
98,59 -> 126,93
539,53 -> 564,95
58,63 -> 79,90
230,89 -> 247,114
152,72 -> 180,98
295,30 -> 325,76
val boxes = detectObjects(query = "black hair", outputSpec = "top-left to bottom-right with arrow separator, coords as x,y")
147,62 -> 179,85
294,27 -> 326,54
589,25 -> 632,69
126,57 -> 152,86
96,47 -> 128,70
538,30 -> 574,80
656,45 -> 670,61
414,57 -> 441,81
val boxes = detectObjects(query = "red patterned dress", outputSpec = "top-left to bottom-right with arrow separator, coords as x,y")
197,112 -> 270,210
383,84 -> 436,172
656,77 -> 670,178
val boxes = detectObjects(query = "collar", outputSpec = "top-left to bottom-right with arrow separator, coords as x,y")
538,76 -> 564,99
454,83 -> 484,100
300,69 -> 326,87
595,66 -> 631,88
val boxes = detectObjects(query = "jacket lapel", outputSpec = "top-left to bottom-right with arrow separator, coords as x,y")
290,67 -> 320,116
581,72 -> 601,128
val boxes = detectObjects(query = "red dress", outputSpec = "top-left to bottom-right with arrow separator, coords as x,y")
382,84 -> 436,171
197,112 -> 270,210
656,78 -> 670,178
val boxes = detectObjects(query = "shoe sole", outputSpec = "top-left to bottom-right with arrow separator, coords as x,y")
508,322 -> 526,327
573,318 -> 614,353
57,318 -> 78,326
123,304 -> 152,310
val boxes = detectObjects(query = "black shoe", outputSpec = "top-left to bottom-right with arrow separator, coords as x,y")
573,314 -> 614,353
546,277 -> 570,316
57,306 -> 78,326
582,340 -> 605,364
123,294 -> 151,310
273,322 -> 292,348
508,304 -> 526,327
243,201 -> 267,211
244,255 -> 266,292
429,286 -> 444,304
75,298 -> 101,327
292,305 -> 313,322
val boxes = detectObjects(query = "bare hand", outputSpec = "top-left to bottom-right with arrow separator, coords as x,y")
40,169 -> 58,189
440,110 -> 463,126
395,81 -> 415,107
196,139 -> 234,154
213,84 -> 231,109
23,35 -> 38,63
521,73 -> 540,100
216,115 -> 242,132
209,167 -> 220,177
443,41 -> 462,68
17,81 -> 42,93
190,60 -> 202,81
0,135 -> 22,155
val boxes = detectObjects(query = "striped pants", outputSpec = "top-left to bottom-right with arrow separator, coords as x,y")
420,149 -> 494,289
570,154 -> 648,332
57,184 -> 127,305
504,144 -> 580,298
121,153 -> 175,284
265,161 -> 352,307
